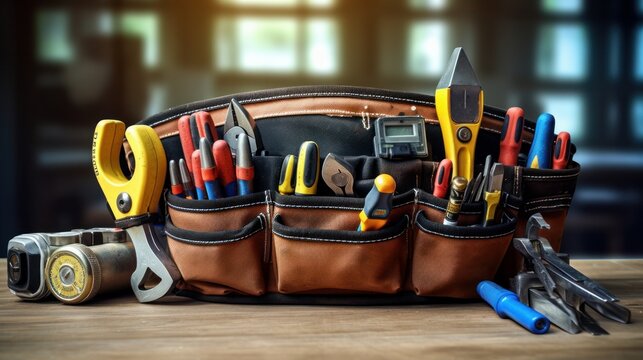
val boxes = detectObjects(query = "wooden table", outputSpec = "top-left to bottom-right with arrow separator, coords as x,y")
1,259 -> 642,359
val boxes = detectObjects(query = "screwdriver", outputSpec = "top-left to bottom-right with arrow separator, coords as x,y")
236,133 -> 254,195
213,140 -> 237,197
194,111 -> 218,143
169,160 -> 184,197
200,137 -> 223,200
527,113 -> 555,169
433,159 -> 452,199
477,280 -> 550,335
278,155 -> 297,195
178,115 -> 196,173
295,141 -> 320,196
435,47 -> 484,181
191,151 -> 206,200
357,174 -> 396,232
498,107 -> 524,166
179,158 -> 196,200
553,131 -> 571,170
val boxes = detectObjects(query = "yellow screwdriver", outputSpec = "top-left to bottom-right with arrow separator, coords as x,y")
357,174 -> 396,231
435,47 -> 484,181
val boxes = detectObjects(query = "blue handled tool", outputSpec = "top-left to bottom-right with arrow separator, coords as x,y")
527,113 -> 555,169
477,280 -> 550,335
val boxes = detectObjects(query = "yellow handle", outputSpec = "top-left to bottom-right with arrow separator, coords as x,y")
92,120 -> 167,220
435,88 -> 483,181
483,190 -> 501,223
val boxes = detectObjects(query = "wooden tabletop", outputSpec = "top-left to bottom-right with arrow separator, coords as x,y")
1,259 -> 642,359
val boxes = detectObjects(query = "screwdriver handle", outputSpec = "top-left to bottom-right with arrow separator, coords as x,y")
278,155 -> 297,195
477,280 -> 550,335
433,159 -> 452,199
178,115 -> 195,173
499,107 -> 524,166
195,111 -> 218,143
527,113 -> 555,169
295,141 -> 320,196
552,131 -> 571,170
191,151 -> 206,200
213,140 -> 237,197
358,174 -> 396,232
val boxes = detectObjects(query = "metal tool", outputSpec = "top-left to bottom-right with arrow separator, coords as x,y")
499,107 -> 524,166
482,163 -> 503,227
191,151 -> 206,200
432,159 -> 452,199
463,172 -> 481,204
178,115 -> 196,173
443,176 -> 467,226
527,113 -> 555,169
553,131 -> 571,170
236,133 -> 254,195
93,120 -> 180,302
321,153 -> 355,196
435,47 -> 483,180
45,231 -> 135,305
179,158 -> 196,200
200,137 -> 223,200
357,174 -> 396,231
194,111 -> 218,143
213,139 -> 237,197
477,280 -> 550,334
223,98 -> 263,156
295,141 -> 320,196
169,160 -> 184,197
373,116 -> 430,159
511,213 -> 631,335
278,154 -> 297,195
474,154 -> 493,202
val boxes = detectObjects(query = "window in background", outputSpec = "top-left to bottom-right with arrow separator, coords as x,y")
631,97 -> 643,140
214,17 -> 339,75
536,24 -> 588,80
541,0 -> 583,14
537,93 -> 585,140
407,21 -> 448,77
408,0 -> 447,11
36,9 -> 74,63
218,0 -> 334,7
634,26 -> 643,80
119,12 -> 160,68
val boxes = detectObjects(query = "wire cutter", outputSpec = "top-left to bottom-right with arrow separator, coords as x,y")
223,98 -> 264,156
511,213 -> 631,335
93,120 -> 180,302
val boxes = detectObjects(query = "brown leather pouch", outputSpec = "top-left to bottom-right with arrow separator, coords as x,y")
129,85 -> 579,303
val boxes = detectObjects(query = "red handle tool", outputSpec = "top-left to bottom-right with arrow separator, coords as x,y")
213,140 -> 238,197
433,159 -> 453,199
553,131 -> 571,170
499,107 -> 525,166
178,115 -> 196,172
194,111 -> 218,143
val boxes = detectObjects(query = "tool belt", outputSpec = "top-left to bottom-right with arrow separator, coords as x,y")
126,85 -> 579,304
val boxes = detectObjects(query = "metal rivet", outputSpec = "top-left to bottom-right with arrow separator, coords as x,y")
116,192 -> 132,213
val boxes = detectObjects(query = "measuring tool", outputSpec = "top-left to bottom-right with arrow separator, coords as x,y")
93,119 -> 180,302
373,116 -> 430,159
435,47 -> 484,180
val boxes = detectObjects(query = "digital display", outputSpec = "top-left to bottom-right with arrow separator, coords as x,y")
385,125 -> 415,137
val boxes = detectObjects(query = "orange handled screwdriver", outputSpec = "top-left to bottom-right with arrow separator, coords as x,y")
499,107 -> 524,166
433,159 -> 452,199
553,131 -> 571,170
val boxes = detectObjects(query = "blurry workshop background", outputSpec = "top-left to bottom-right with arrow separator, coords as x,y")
1,0 -> 642,257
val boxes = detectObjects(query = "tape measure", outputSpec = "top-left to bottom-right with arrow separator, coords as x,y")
46,244 -> 101,304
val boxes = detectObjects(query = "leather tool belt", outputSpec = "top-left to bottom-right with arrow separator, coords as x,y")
128,85 -> 579,304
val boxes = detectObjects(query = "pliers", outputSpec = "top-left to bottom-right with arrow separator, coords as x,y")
224,98 -> 264,156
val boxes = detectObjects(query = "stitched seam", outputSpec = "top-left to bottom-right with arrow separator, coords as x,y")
167,201 -> 265,212
525,196 -> 573,205
525,204 -> 571,212
416,200 -> 479,215
272,228 -> 407,244
523,173 -> 578,180
147,91 -> 504,128
166,223 -> 264,245
273,202 -> 362,211
506,202 -> 520,210
416,222 -> 515,240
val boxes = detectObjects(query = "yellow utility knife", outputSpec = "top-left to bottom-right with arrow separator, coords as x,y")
435,47 -> 484,181
92,120 -> 180,302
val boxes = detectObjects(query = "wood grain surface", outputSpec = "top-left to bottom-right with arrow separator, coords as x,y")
1,259 -> 642,359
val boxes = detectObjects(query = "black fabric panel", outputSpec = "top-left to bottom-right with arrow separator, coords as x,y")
415,210 -> 517,238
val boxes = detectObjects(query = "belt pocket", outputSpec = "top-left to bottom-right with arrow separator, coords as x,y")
411,204 -> 516,298
271,214 -> 409,294
165,215 -> 267,296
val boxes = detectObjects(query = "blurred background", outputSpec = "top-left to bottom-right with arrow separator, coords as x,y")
1,0 -> 642,258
